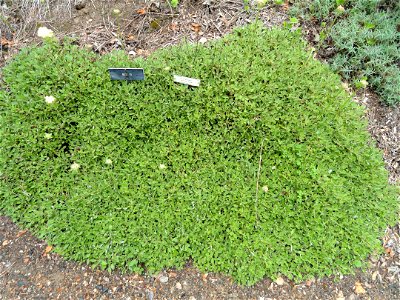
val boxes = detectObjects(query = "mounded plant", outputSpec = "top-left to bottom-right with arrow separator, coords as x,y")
0,23 -> 398,285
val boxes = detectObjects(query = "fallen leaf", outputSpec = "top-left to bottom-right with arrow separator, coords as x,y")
136,49 -> 150,57
2,240 -> 10,246
191,23 -> 201,33
282,1 -> 289,11
168,272 -> 177,278
23,257 -> 30,264
44,245 -> 53,254
202,273 -> 208,282
16,230 -> 28,238
1,38 -> 13,47
150,19 -> 161,30
136,8 -> 146,15
354,281 -> 366,295
126,35 -> 135,41
305,279 -> 313,287
170,22 -> 178,32
384,247 -> 395,257
275,276 -> 285,285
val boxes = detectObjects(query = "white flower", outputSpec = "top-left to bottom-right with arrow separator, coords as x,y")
336,5 -> 345,12
360,79 -> 368,88
70,162 -> 80,171
105,159 -> 113,165
44,133 -> 52,139
159,164 -> 166,169
44,96 -> 56,104
37,27 -> 54,39
262,185 -> 269,193
255,0 -> 267,7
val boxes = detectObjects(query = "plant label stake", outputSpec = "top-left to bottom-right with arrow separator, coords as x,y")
108,68 -> 145,81
173,75 -> 200,87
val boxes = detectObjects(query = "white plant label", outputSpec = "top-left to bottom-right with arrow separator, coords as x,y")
173,75 -> 200,87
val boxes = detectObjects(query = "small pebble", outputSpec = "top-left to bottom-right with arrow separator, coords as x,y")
159,275 -> 168,283
275,277 -> 285,286
146,290 -> 154,300
199,37 -> 207,44
176,282 -> 182,289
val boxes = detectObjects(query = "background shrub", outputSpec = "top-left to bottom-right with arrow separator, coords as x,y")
0,24 -> 398,285
290,0 -> 400,105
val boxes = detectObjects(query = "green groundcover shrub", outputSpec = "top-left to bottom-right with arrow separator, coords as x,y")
0,23 -> 398,285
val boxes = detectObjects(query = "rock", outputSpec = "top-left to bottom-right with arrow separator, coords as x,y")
75,0 -> 86,10
372,270 -> 379,281
176,282 -> 182,289
336,291 -> 345,300
354,281 -> 366,295
275,277 -> 285,286
199,37 -> 207,44
128,50 -> 136,56
348,294 -> 356,300
189,297 -> 197,300
146,289 -> 154,300
159,275 -> 168,283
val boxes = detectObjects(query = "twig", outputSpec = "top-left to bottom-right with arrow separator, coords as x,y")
255,139 -> 264,227
0,262 -> 15,278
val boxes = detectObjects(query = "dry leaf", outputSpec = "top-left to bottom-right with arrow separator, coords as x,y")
305,279 -> 313,287
150,19 -> 161,30
275,276 -> 285,285
170,22 -> 178,32
168,272 -> 177,278
280,1 -> 290,11
16,230 -> 28,238
384,247 -> 395,257
191,23 -> 201,33
44,245 -> 53,254
126,35 -> 135,41
202,273 -> 208,282
354,281 -> 366,295
136,49 -> 150,57
2,240 -> 10,246
136,8 -> 146,15
1,38 -> 13,47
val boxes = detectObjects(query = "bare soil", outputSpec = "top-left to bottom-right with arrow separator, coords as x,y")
1,1 -> 399,299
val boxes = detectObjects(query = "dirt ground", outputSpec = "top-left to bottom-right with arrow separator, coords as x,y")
0,1 -> 399,299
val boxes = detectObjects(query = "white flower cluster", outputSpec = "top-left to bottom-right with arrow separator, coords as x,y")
37,27 -> 54,39
44,95 -> 56,104
70,162 -> 80,171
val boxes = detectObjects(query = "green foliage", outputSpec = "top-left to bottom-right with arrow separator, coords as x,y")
330,7 -> 400,105
290,0 -> 400,105
170,0 -> 179,8
0,24 -> 398,285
